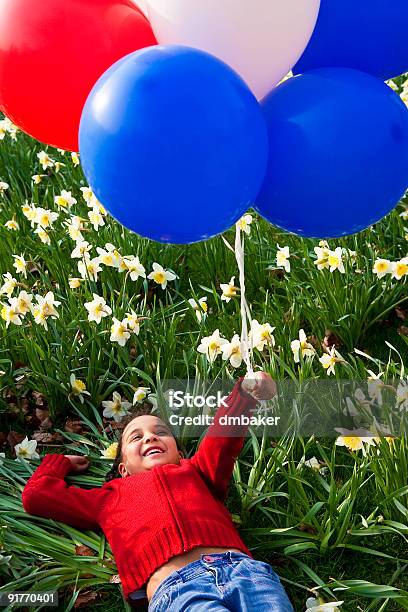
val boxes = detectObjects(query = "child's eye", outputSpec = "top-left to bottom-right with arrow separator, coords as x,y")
132,434 -> 142,441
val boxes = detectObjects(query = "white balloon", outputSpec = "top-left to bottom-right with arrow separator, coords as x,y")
132,0 -> 149,18
145,0 -> 321,99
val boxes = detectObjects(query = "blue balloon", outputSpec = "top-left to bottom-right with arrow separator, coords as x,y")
294,0 -> 408,81
79,45 -> 268,244
255,68 -> 408,238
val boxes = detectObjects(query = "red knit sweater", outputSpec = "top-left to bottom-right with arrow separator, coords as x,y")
22,378 -> 257,601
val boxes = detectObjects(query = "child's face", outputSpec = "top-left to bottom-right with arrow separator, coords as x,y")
118,414 -> 183,476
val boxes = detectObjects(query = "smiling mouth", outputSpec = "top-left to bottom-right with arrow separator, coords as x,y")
143,448 -> 165,457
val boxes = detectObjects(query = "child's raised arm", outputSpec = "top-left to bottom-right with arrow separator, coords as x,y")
191,373 -> 277,501
22,454 -> 111,530
190,376 -> 258,502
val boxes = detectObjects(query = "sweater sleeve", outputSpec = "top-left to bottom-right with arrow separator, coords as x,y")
22,454 -> 110,530
190,377 -> 257,502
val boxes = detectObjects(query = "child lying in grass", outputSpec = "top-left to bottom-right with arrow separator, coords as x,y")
22,372 -> 294,611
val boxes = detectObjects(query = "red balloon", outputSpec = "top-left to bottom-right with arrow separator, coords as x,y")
0,0 -> 157,151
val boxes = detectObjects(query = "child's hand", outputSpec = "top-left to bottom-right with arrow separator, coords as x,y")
64,455 -> 90,473
241,372 -> 277,401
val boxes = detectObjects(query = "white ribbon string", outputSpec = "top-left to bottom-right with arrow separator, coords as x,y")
235,223 -> 254,377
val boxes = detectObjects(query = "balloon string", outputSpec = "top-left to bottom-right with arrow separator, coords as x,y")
235,223 -> 254,377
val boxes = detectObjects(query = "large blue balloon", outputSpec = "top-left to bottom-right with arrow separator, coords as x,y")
79,45 -> 268,244
255,68 -> 408,238
294,0 -> 408,81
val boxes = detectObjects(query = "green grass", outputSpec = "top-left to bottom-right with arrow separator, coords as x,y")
1,101 -> 408,612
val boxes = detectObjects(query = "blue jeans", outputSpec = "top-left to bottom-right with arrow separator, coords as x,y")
147,551 -> 294,611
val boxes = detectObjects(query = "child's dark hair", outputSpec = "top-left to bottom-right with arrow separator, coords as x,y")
105,404 -> 184,482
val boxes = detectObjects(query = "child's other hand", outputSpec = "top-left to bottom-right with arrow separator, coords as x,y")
64,455 -> 90,473
241,372 -> 277,401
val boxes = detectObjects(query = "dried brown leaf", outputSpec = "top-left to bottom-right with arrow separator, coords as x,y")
322,329 -> 342,352
75,545 -> 96,557
395,306 -> 408,321
397,325 -> 408,337
7,431 -> 25,452
73,590 -> 99,608
64,419 -> 85,434
32,391 -> 47,407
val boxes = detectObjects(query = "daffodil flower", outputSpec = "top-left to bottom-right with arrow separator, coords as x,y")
37,151 -> 54,170
298,456 -> 328,475
220,276 -> 239,302
34,227 -> 51,245
101,442 -> 118,459
122,255 -> 146,280
387,79 -> 399,92
328,247 -> 345,273
372,258 -> 392,278
84,294 -> 112,324
319,345 -> 344,375
71,152 -> 80,166
68,277 -> 83,289
102,391 -> 132,421
367,370 -> 384,405
0,181 -> 9,194
96,244 -> 121,269
4,218 -> 19,231
0,117 -> 18,139
335,428 -> 379,455
110,318 -> 131,347
236,214 -> 253,235
88,207 -> 105,231
31,291 -> 60,330
0,273 -> 17,298
32,174 -> 46,184
14,291 -> 33,315
221,334 -> 243,368
12,255 -> 27,278
78,257 -> 102,282
188,297 -> 208,322
132,386 -> 151,404
305,596 -> 344,611
391,258 -> 408,280
21,202 -> 38,226
80,186 -> 94,205
71,240 -> 91,259
54,190 -> 77,210
313,245 -> 330,270
70,373 -> 91,403
65,216 -> 86,242
34,207 -> 59,229
1,301 -> 23,328
124,310 -> 145,334
276,244 -> 290,273
54,162 -> 66,173
14,437 -> 40,461
197,329 -> 228,363
249,319 -> 275,352
147,263 -> 176,289
290,329 -> 315,363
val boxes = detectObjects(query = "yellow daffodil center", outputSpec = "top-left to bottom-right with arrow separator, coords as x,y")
342,436 -> 363,451
328,254 -> 339,266
72,380 -> 86,393
375,262 -> 388,273
154,272 -> 166,284
396,263 -> 408,277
